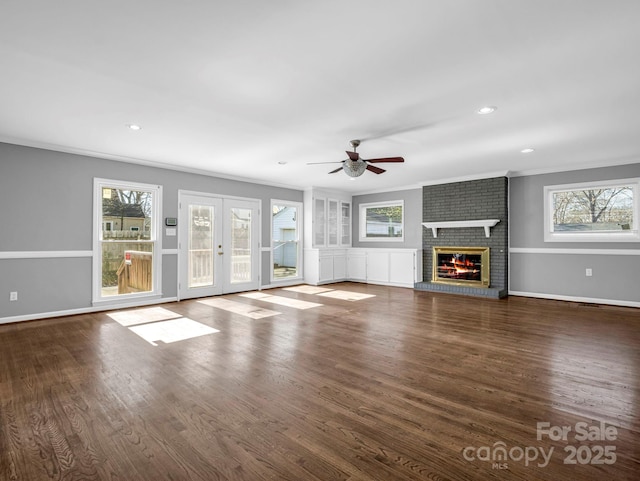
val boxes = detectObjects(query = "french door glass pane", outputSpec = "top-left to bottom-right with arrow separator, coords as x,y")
230,207 -> 252,284
188,205 -> 214,288
272,204 -> 298,279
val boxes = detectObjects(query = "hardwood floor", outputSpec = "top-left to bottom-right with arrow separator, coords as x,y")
1,283 -> 639,480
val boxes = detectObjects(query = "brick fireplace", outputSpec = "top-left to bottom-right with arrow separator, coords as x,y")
415,177 -> 508,298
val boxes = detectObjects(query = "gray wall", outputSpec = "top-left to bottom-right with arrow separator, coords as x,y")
352,188 -> 422,249
0,142 -> 303,320
2,140 -> 638,319
509,163 -> 640,304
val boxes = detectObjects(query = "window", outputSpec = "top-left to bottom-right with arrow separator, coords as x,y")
271,200 -> 302,281
93,179 -> 162,303
544,178 -> 639,242
359,200 -> 404,242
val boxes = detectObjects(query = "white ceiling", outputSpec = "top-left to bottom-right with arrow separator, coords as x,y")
1,1 -> 639,194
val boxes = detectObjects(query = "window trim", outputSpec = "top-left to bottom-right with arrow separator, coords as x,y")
270,199 -> 303,283
93,178 -> 163,305
359,200 -> 404,242
543,178 -> 639,243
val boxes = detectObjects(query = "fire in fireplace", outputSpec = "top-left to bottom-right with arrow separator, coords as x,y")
432,247 -> 490,287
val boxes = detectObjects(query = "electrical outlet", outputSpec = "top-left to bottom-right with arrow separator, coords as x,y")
585,268 -> 593,277
9,291 -> 18,301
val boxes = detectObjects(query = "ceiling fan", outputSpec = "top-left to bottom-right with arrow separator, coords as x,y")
308,140 -> 404,177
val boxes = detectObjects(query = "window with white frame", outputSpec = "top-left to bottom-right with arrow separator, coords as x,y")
359,200 -> 404,241
93,179 -> 162,303
544,178 -> 639,242
271,200 -> 303,281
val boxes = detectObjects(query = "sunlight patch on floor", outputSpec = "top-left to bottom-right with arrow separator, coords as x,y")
129,318 -> 219,346
238,292 -> 323,309
106,306 -> 182,327
239,292 -> 271,300
107,307 -> 219,345
197,298 -> 281,319
317,290 -> 376,301
283,285 -> 333,294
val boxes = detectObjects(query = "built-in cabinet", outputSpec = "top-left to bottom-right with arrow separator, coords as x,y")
347,248 -> 420,287
303,187 -> 419,287
308,193 -> 351,248
305,247 -> 420,287
304,188 -> 352,284
305,248 -> 348,284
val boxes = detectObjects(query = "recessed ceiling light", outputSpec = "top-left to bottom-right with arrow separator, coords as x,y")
521,148 -> 535,153
278,161 -> 287,165
477,106 -> 497,115
127,124 -> 142,131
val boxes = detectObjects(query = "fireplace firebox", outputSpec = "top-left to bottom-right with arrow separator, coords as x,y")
432,247 -> 490,287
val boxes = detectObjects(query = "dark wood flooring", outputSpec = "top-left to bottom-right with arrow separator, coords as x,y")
1,283 -> 639,480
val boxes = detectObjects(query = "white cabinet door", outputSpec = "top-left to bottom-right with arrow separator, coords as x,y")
319,255 -> 334,282
347,253 -> 366,280
366,251 -> 390,283
333,254 -> 347,280
389,251 -> 416,285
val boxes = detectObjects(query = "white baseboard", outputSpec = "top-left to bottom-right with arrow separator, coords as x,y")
0,297 -> 179,325
508,290 -> 640,309
364,280 -> 414,289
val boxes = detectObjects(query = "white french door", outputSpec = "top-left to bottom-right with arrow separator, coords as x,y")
179,193 -> 260,300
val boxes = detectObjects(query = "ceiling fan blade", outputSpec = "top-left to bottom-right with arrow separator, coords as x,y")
366,164 -> 386,174
365,157 -> 404,163
307,161 -> 345,165
346,151 -> 359,161
328,166 -> 344,174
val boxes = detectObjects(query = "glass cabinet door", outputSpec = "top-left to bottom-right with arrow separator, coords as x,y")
313,197 -> 325,246
341,201 -> 351,246
328,199 -> 339,246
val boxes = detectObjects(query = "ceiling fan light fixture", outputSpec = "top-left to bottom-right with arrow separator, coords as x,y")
343,159 -> 367,177
477,106 -> 497,115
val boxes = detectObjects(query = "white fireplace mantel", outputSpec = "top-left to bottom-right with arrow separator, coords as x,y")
422,219 -> 500,238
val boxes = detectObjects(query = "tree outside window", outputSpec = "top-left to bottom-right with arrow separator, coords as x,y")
544,179 -> 638,242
